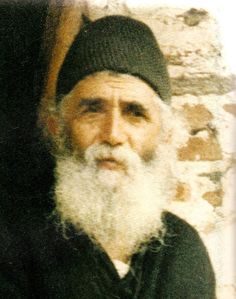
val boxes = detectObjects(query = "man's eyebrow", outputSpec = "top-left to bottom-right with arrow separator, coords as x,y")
122,101 -> 149,112
77,98 -> 150,115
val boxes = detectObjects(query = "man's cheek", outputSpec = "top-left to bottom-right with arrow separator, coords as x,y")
72,123 -> 99,149
140,140 -> 159,162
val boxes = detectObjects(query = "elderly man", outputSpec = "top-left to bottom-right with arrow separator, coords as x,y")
0,15 -> 215,298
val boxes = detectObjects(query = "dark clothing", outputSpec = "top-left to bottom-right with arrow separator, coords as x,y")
0,211 -> 216,299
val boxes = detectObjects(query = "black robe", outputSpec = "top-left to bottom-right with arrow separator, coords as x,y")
0,211 -> 216,299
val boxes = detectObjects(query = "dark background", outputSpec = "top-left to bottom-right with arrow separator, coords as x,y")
0,0 -> 55,228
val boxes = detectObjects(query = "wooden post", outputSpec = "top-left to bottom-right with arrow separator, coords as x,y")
39,0 -> 88,125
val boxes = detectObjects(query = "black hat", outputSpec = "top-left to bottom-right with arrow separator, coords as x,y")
56,15 -> 171,102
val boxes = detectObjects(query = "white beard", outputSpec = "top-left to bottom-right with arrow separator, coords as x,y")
54,143 -> 176,256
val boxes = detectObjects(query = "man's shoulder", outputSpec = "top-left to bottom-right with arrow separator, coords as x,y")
163,210 -> 202,239
161,211 -> 212,259
161,211 -> 215,276
155,211 -> 216,298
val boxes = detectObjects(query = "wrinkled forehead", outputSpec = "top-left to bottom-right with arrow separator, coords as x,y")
59,71 -> 162,111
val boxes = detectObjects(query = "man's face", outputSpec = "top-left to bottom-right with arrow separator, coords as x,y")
60,71 -> 162,165
51,71 -> 176,255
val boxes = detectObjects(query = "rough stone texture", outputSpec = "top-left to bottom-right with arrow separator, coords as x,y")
181,8 -> 209,27
174,181 -> 190,201
203,189 -> 224,207
181,104 -> 213,131
171,75 -> 235,96
199,171 -> 223,185
172,92 -> 236,160
178,133 -> 223,161
223,103 -> 236,117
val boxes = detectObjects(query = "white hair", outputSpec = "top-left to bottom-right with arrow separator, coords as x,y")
54,140 -> 176,257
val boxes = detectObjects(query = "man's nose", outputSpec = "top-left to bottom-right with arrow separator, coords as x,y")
100,110 -> 127,146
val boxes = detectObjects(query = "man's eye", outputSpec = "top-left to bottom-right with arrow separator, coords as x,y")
83,102 -> 103,113
87,104 -> 101,112
125,104 -> 146,118
132,110 -> 145,117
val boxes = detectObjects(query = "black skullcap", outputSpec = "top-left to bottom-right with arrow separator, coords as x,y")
56,15 -> 171,102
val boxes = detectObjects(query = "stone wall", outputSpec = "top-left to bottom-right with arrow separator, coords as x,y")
41,1 -> 236,297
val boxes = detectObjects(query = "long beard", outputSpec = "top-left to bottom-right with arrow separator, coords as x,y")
54,143 -> 175,256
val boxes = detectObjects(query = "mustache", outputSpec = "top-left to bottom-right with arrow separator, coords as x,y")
84,143 -> 143,170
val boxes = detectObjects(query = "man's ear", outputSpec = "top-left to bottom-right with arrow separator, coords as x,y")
46,115 -> 59,137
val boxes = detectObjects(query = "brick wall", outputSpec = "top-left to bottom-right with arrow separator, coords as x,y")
41,1 -> 236,297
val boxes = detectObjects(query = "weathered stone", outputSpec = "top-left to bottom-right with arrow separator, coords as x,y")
179,8 -> 209,27
174,182 -> 190,201
199,172 -> 223,184
181,104 -> 213,131
178,134 -> 222,161
141,9 -> 228,75
223,104 -> 236,117
170,75 -> 235,96
140,9 -> 233,95
203,189 -> 223,207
